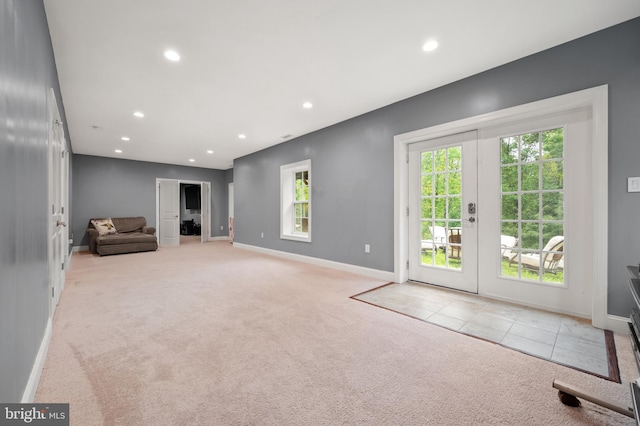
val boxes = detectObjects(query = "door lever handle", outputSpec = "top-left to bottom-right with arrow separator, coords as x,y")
465,217 -> 476,223
56,220 -> 67,227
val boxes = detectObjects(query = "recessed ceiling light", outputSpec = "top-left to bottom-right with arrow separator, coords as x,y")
422,39 -> 439,52
115,149 -> 123,153
302,102 -> 313,109
133,111 -> 144,118
189,159 -> 195,162
164,50 -> 180,61
121,136 -> 130,141
163,50 -> 180,62
238,134 -> 246,139
207,150 -> 214,154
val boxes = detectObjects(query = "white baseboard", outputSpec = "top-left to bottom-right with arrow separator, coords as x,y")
233,243 -> 395,282
21,318 -> 52,403
72,245 -> 89,252
210,236 -> 230,241
605,314 -> 630,335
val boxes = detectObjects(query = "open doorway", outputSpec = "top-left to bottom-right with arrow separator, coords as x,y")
156,178 -> 211,246
180,183 -> 201,244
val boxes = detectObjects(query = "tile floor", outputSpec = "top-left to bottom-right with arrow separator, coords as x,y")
354,281 -> 612,378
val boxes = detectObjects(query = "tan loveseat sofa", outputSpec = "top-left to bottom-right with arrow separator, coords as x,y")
87,217 -> 158,256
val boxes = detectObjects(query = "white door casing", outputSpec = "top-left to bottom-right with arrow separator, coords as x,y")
200,182 -> 211,242
228,182 -> 234,241
156,179 -> 212,245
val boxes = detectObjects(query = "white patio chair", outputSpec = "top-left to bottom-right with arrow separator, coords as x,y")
509,235 -> 564,274
421,225 -> 447,252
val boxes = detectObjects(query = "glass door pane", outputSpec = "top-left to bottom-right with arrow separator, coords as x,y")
500,128 -> 565,284
420,146 -> 462,270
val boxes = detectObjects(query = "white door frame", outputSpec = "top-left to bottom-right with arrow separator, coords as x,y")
394,85 -> 609,329
228,182 -> 234,240
200,181 -> 211,243
155,178 -> 212,244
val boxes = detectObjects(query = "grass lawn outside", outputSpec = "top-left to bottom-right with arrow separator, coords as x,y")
421,249 -> 564,284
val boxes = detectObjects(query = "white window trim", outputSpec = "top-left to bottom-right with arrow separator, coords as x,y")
281,159 -> 311,242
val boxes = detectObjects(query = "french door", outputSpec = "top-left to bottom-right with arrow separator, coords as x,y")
408,109 -> 593,317
477,109 -> 592,316
408,131 -> 478,293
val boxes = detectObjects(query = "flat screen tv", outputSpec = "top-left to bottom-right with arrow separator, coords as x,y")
185,185 -> 201,210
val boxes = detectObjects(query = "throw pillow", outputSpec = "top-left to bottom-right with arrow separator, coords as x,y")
91,218 -> 118,236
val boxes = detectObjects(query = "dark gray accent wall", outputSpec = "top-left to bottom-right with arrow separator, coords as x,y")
234,18 -> 640,317
0,0 -> 71,402
72,155 -> 229,247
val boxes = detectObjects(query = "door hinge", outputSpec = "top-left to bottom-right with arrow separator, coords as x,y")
52,287 -> 55,298
61,206 -> 64,214
52,204 -> 55,214
406,153 -> 409,163
406,207 -> 409,217
406,260 -> 409,269
61,261 -> 65,271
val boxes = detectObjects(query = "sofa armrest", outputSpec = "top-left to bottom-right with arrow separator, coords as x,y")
87,228 -> 99,253
142,226 -> 156,235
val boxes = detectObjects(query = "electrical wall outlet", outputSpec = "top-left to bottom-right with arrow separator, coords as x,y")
220,225 -> 224,230
365,244 -> 370,253
261,232 -> 264,238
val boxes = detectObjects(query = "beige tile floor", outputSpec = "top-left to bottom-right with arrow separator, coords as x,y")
354,281 -> 612,378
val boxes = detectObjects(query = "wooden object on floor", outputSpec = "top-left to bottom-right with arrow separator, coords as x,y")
552,379 -> 634,419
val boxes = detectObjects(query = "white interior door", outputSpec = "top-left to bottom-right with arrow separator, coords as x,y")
158,179 -> 180,246
228,182 -> 234,241
200,182 -> 211,242
48,90 -> 66,315
477,109 -> 593,317
408,131 -> 478,293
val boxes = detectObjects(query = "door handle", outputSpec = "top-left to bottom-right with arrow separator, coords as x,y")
466,217 -> 476,223
56,220 -> 67,227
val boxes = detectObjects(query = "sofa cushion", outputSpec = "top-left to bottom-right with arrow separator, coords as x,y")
112,217 -> 147,233
91,218 -> 118,236
96,232 -> 157,246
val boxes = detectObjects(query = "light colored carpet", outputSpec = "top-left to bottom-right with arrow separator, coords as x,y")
36,241 -> 637,425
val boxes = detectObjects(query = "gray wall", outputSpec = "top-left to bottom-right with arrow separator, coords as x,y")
0,0 -> 72,401
72,155 -> 229,247
234,18 -> 640,317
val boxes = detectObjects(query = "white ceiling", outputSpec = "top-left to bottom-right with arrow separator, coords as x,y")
44,1 -> 640,170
